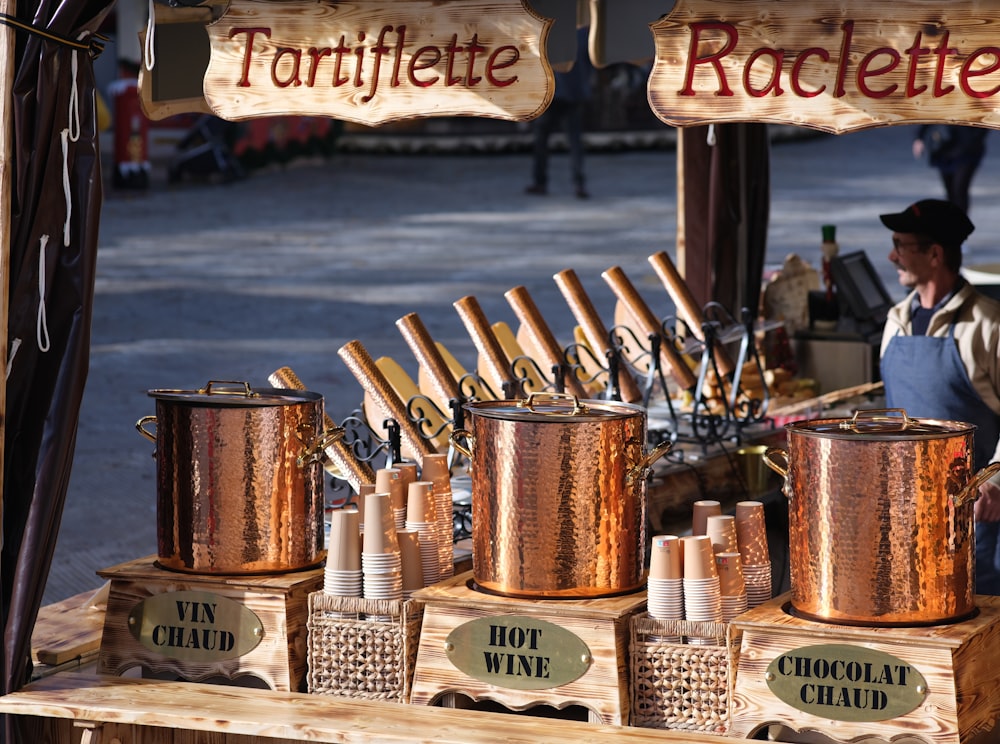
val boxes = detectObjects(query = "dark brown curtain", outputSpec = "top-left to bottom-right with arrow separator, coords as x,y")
3,1 -> 113,739
680,123 -> 770,320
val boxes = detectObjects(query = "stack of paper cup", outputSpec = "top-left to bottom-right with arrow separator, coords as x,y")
734,501 -> 773,607
706,514 -> 739,554
421,453 -> 454,578
398,527 -> 425,598
681,535 -> 722,641
356,482 -> 375,531
395,462 -> 418,518
405,480 -> 441,586
324,507 -> 362,601
647,535 -> 684,634
691,500 -> 722,536
362,492 -> 403,604
375,467 -> 406,530
715,552 -> 749,622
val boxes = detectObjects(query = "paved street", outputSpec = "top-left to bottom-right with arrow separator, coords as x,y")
44,122 -> 1000,604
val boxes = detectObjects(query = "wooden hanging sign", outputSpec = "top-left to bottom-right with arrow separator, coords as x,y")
203,0 -> 553,125
648,0 -> 1000,133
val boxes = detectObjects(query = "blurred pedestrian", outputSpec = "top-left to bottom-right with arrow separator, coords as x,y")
913,125 -> 988,213
525,26 -> 593,199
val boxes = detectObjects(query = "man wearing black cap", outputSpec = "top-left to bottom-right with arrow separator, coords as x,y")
879,198 -> 1000,594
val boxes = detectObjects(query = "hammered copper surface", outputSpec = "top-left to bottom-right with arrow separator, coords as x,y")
778,418 -> 982,625
462,397 -> 665,598
152,395 -> 327,575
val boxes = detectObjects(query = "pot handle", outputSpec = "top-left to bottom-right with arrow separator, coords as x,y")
520,392 -> 588,416
953,462 -> 1000,508
625,439 -> 673,484
451,428 -> 475,460
135,415 -> 157,444
297,427 -> 346,468
762,447 -> 788,497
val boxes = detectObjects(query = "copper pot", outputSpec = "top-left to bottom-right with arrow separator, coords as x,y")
136,381 -> 342,575
765,409 -> 1000,626
451,393 -> 671,598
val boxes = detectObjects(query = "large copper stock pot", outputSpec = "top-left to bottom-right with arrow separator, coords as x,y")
451,393 -> 671,599
137,381 -> 342,575
765,409 -> 1000,626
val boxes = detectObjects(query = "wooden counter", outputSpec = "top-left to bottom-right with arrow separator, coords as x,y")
0,670 -> 764,743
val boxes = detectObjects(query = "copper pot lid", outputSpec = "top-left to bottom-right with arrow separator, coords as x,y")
463,392 -> 644,422
147,380 -> 322,407
787,408 -> 975,440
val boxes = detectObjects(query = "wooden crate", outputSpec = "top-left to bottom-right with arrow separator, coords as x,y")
307,593 -> 423,703
629,614 -> 740,735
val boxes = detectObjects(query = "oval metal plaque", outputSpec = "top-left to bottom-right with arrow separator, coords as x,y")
445,615 -> 591,690
766,644 -> 927,722
128,590 -> 263,662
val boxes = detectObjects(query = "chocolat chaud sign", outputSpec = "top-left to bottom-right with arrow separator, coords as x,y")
648,0 -> 1000,133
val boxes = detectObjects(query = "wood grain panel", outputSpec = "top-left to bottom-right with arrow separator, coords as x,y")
205,0 -> 553,124
649,0 -> 1000,134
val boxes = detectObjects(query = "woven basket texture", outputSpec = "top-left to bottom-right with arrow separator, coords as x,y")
629,613 -> 741,734
307,592 -> 423,703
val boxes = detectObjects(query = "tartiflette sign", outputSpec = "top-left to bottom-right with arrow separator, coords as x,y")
203,0 -> 552,125
648,0 -> 1000,133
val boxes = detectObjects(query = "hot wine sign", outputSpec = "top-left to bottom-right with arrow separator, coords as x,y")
648,0 -> 1000,133
202,0 -> 552,124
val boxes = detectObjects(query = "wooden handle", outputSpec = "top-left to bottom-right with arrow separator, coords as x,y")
648,251 -> 736,377
268,366 -> 375,492
505,285 -> 588,399
453,295 -> 515,395
553,269 -> 643,403
337,340 -> 437,467
601,266 -> 698,391
395,312 -> 461,409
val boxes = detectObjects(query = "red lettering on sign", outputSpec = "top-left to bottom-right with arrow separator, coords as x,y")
229,24 -> 525,97
856,48 -> 899,98
961,48 -> 1000,98
680,21 -> 738,96
409,46 -> 441,87
833,20 -> 854,97
791,48 -> 828,97
744,47 -> 783,97
232,27 -> 271,87
485,45 -> 519,86
272,47 -> 302,87
903,33 -> 930,96
931,32 -> 957,96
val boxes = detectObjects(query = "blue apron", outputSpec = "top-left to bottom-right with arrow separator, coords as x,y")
881,318 -> 1000,593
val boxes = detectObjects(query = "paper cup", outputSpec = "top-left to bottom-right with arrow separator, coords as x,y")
362,492 -> 399,555
691,500 -> 721,536
715,552 -> 746,596
734,500 -> 770,565
706,514 -> 739,554
649,534 -> 682,579
327,507 -> 361,571
681,535 -> 718,579
398,527 -> 425,591
375,467 -> 405,512
407,481 -> 435,523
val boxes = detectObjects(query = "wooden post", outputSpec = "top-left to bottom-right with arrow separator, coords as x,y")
0,0 -> 17,552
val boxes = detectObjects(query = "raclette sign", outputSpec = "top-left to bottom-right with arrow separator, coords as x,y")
648,0 -> 1000,133
203,0 -> 553,125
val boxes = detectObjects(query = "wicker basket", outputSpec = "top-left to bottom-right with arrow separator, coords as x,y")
629,614 -> 741,734
307,593 -> 423,703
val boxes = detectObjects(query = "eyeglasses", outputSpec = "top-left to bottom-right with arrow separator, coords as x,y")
891,238 -> 932,253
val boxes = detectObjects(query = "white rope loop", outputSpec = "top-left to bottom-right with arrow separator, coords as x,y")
36,234 -> 51,353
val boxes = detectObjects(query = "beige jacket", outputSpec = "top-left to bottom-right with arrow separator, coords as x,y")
880,281 -> 1000,465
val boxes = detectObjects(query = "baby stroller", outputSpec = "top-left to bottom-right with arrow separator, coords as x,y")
167,115 -> 245,184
